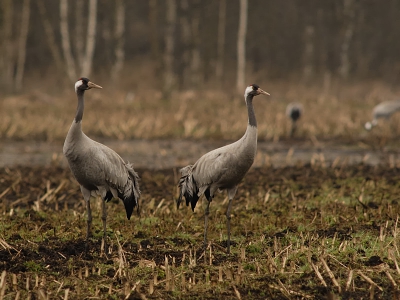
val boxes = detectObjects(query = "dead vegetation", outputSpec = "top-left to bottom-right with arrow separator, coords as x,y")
2,79 -> 400,143
0,163 -> 399,299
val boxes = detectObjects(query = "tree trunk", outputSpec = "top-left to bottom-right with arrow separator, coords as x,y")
149,0 -> 160,62
15,0 -> 31,92
36,0 -> 64,71
0,0 -> 14,91
302,25 -> 315,83
81,0 -> 98,77
74,0 -> 85,68
111,0 -> 125,82
179,0 -> 191,88
163,0 -> 177,97
189,1 -> 201,87
60,0 -> 77,82
236,0 -> 248,93
339,0 -> 355,79
215,0 -> 226,82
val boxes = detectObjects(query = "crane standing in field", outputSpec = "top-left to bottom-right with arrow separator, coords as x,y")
286,102 -> 303,137
63,78 -> 140,248
177,84 -> 270,254
365,100 -> 400,130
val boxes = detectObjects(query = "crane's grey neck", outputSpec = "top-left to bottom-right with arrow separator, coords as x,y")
74,90 -> 85,123
246,94 -> 257,128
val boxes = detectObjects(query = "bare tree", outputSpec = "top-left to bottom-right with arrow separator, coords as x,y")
81,0 -> 98,77
179,0 -> 191,88
111,0 -> 125,82
149,0 -> 160,62
236,0 -> 248,92
36,0 -> 64,71
60,0 -> 98,81
302,25 -> 315,83
15,0 -> 31,92
215,0 -> 226,82
339,0 -> 355,79
163,0 -> 177,97
189,0 -> 201,87
0,0 -> 14,91
74,0 -> 85,68
60,0 -> 77,82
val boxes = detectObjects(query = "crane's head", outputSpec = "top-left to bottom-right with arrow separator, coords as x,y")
75,77 -> 102,93
244,84 -> 270,99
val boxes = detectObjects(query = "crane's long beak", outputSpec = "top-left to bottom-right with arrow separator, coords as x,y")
258,88 -> 270,96
88,81 -> 102,89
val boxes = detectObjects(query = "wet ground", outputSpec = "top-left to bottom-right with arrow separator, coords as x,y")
1,138 -> 400,169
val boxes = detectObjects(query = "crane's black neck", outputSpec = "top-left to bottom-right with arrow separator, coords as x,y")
246,94 -> 257,127
74,89 -> 85,123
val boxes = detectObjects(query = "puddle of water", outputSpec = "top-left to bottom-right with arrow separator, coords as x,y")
0,139 -> 398,169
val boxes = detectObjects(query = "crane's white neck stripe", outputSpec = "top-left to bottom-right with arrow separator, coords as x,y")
75,80 -> 83,92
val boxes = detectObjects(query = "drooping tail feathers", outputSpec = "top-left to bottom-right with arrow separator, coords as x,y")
122,163 -> 141,219
177,165 -> 199,211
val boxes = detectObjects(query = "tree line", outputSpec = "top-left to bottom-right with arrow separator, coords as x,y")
1,0 -> 399,94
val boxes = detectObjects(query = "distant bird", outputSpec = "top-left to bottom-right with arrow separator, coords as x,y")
365,100 -> 400,130
63,78 -> 140,247
177,84 -> 270,254
286,102 -> 303,137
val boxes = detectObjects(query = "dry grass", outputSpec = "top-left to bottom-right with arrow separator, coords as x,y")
0,164 -> 400,299
2,77 -> 400,143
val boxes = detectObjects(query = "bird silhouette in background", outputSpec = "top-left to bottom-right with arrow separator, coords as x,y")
365,100 -> 400,130
286,102 -> 303,137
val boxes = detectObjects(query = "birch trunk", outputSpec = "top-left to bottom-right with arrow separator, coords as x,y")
111,0 -> 125,82
215,0 -> 226,82
149,0 -> 160,61
15,0 -> 31,92
60,0 -> 77,82
189,1 -> 201,87
179,0 -> 191,88
36,0 -> 64,71
74,0 -> 85,68
81,0 -> 98,77
236,0 -> 248,93
163,0 -> 177,97
339,0 -> 355,79
1,0 -> 14,90
302,25 -> 315,83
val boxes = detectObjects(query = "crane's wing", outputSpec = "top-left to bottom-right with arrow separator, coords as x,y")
91,142 -> 140,219
192,147 -> 234,195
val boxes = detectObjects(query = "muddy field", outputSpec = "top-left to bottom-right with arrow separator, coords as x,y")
0,163 -> 400,299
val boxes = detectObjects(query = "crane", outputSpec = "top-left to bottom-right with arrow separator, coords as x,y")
286,102 -> 303,137
63,78 -> 140,249
365,100 -> 400,130
177,84 -> 270,254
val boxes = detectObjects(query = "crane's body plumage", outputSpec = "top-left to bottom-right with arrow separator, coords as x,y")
64,78 -> 140,247
365,100 -> 400,130
178,126 -> 257,211
178,84 -> 269,253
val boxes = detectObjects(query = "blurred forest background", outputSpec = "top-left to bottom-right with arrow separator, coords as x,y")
1,0 -> 400,142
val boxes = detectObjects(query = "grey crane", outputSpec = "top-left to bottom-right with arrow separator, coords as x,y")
63,78 -> 140,247
177,84 -> 270,254
286,102 -> 303,137
365,100 -> 400,130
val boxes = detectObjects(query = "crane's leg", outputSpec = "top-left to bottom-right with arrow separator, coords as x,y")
80,186 -> 92,255
80,187 -> 92,239
225,187 -> 238,254
204,199 -> 211,248
101,199 -> 108,252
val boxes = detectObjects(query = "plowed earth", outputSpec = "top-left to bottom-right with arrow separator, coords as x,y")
0,164 -> 399,299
